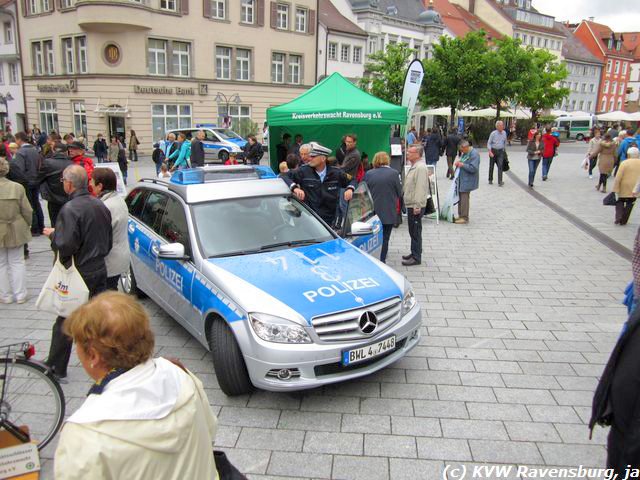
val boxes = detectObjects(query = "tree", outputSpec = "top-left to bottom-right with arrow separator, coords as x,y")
519,49 -> 569,122
420,31 -> 492,126
359,43 -> 413,105
482,37 -> 534,120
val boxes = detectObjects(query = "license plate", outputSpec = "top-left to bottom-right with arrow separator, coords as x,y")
342,336 -> 396,366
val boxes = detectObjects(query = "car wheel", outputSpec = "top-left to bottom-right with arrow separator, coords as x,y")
219,150 -> 230,162
208,319 -> 253,396
576,134 -> 584,141
120,263 -> 147,298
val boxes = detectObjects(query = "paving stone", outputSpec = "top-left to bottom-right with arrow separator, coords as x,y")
364,434 -> 417,458
300,395 -> 360,414
332,455 -> 389,480
391,416 -> 441,437
416,437 -> 472,461
218,407 -> 281,429
221,448 -> 271,475
459,372 -> 505,387
303,431 -> 364,455
527,405 -> 582,424
267,452 -> 332,479
504,421 -> 561,442
437,385 -> 496,402
494,388 -> 557,405
469,439 -> 543,464
237,427 -> 305,452
341,414 -> 391,434
537,443 -> 607,468
500,374 -> 561,389
413,400 -> 468,419
388,458 -> 443,480
360,398 -> 414,416
278,411 -> 342,432
405,369 -> 461,385
466,402 -> 531,421
380,383 -> 437,400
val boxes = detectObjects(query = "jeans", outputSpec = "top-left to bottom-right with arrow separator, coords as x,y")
446,155 -> 455,178
588,157 -> 597,176
615,198 -> 636,225
154,162 -> 162,175
96,154 -> 105,164
458,192 -> 470,221
129,149 -> 138,162
380,224 -> 393,263
542,157 -> 554,178
488,149 -> 504,184
27,185 -> 45,234
528,159 -> 541,185
407,208 -> 424,262
0,246 -> 27,302
46,268 -> 107,376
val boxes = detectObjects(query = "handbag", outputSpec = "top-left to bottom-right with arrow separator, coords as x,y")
214,450 -> 248,480
36,256 -> 89,317
502,154 -> 510,172
425,196 -> 436,215
603,192 -> 617,206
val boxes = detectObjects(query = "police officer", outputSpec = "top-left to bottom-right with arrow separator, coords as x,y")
288,142 -> 354,226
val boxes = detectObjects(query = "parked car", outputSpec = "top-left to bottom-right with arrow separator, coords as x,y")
166,126 -> 247,162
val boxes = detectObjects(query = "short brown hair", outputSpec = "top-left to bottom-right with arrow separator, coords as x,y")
64,292 -> 155,370
372,151 -> 390,168
92,167 -> 117,192
345,133 -> 357,142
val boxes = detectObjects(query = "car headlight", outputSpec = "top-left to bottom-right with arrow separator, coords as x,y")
249,313 -> 312,344
401,283 -> 417,316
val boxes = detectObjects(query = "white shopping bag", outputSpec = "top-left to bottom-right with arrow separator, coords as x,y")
580,156 -> 590,171
36,257 -> 89,317
440,169 -> 460,223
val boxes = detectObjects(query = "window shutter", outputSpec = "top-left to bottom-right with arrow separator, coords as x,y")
203,0 -> 210,18
270,1 -> 277,29
181,0 -> 189,14
257,0 -> 264,26
21,0 -> 27,16
308,9 -> 315,35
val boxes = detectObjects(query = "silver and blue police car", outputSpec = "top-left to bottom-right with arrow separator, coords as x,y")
122,165 -> 422,395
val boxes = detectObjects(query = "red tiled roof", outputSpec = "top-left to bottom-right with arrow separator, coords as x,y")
584,20 -> 634,59
430,0 -> 502,40
622,31 -> 640,60
319,0 -> 367,37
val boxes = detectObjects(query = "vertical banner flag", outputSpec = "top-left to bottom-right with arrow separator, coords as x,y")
400,59 -> 425,138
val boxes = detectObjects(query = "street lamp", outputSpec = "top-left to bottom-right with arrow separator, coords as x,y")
214,92 -> 241,128
0,92 -> 14,132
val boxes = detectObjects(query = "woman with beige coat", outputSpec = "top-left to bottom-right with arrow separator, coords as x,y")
593,133 -> 617,192
0,157 -> 32,304
613,147 -> 640,225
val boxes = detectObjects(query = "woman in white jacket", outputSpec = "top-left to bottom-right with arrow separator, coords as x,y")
90,168 -> 130,291
55,292 -> 219,480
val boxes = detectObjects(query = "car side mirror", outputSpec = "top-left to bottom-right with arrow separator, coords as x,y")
348,221 -> 373,237
157,243 -> 188,260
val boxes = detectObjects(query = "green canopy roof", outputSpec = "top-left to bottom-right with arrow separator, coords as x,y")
267,73 -> 408,126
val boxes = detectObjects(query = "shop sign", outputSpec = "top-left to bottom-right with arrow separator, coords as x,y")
37,79 -> 77,93
133,85 -> 196,95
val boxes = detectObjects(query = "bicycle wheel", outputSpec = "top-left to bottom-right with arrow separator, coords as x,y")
0,358 -> 66,450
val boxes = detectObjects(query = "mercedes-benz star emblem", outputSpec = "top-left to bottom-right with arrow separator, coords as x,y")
359,311 -> 378,334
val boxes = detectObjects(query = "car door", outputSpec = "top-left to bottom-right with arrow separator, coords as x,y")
155,194 -> 197,334
125,188 -> 152,292
342,182 -> 383,258
202,129 -> 222,163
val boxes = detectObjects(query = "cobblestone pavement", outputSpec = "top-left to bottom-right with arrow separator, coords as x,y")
0,147 -> 631,479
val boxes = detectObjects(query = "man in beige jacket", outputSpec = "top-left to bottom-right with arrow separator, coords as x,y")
402,144 -> 429,266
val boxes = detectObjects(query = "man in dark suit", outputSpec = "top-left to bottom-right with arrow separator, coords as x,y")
363,152 -> 402,263
190,130 -> 205,167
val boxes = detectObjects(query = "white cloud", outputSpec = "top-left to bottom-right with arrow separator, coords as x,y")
533,0 -> 640,31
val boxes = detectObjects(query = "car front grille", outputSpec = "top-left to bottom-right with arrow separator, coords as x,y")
311,297 -> 402,343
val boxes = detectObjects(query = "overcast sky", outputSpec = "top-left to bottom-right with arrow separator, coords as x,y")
533,0 -> 640,31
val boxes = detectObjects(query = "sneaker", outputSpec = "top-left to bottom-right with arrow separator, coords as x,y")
0,298 -> 12,304
16,297 -> 27,304
542,176 -> 548,181
488,181 -> 493,185
454,218 -> 468,224
498,182 -> 504,187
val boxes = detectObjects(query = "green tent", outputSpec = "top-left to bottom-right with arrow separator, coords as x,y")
266,73 -> 407,171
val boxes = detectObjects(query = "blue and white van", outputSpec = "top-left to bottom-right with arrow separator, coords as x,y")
167,125 -> 247,163
122,166 -> 421,395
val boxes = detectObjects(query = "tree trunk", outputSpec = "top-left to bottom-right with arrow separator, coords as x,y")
450,105 -> 456,128
495,101 -> 501,123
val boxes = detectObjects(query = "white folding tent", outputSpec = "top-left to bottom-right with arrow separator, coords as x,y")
414,107 -> 454,116
598,111 -> 634,122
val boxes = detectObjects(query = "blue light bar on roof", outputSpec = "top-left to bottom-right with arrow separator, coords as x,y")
170,168 -> 204,185
254,166 -> 277,179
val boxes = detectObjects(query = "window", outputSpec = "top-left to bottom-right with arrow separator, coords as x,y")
62,36 -> 87,74
44,40 -> 54,75
140,191 -> 168,234
211,0 -> 225,19
271,52 -> 284,83
601,97 -> 607,112
27,0 -> 52,14
62,38 -> 74,74
607,60 -> 612,73
589,83 -> 595,93
0,64 -> 4,85
608,38 -> 613,49
603,80 -> 609,93
609,98 -> 614,111
38,100 -> 58,133
623,62 -> 628,75
353,46 -> 362,64
328,42 -> 337,60
9,63 -> 18,84
148,39 -> 167,75
276,4 -> 288,29
218,104 -> 251,129
340,44 -> 350,62
617,99 -> 622,110
216,46 -> 231,79
72,101 -> 87,136
587,101 -> 592,112
61,0 -> 73,7
612,81 -> 617,94
77,37 -> 87,73
544,38 -> 548,48
126,189 -> 149,220
615,61 -> 620,74
581,83 -> 586,92
579,100 -> 584,110
151,104 -> 192,142
160,0 -> 176,11
236,48 -> 251,81
537,37 -> 541,47
367,37 -> 376,55
3,22 -> 12,44
288,54 -> 301,84
583,66 -> 588,75
172,41 -> 190,77
620,82 -> 625,95
241,0 -> 254,23
295,8 -> 307,32
522,34 -> 527,43
160,197 -> 191,256
32,42 -> 43,75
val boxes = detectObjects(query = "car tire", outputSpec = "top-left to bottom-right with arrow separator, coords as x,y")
219,150 -> 230,162
576,134 -> 584,141
120,263 -> 147,298
208,319 -> 253,396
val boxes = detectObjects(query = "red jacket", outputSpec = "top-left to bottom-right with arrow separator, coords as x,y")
71,154 -> 95,195
542,133 -> 559,158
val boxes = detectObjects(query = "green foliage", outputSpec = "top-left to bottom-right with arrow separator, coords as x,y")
237,118 -> 259,139
518,49 -> 570,121
420,31 -> 492,125
359,43 -> 413,104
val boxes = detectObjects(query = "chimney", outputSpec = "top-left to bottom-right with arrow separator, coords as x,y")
588,16 -> 594,22
469,0 -> 475,13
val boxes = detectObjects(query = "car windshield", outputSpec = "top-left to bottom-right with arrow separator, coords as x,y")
214,128 -> 241,140
192,196 -> 334,258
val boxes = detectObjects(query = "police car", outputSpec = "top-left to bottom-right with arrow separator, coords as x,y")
122,165 -> 422,395
167,125 -> 247,163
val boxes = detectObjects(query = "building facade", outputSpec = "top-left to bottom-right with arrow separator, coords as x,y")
622,32 -> 640,113
18,0 -> 318,151
448,0 -> 565,59
431,0 -> 502,41
317,0 -> 367,81
0,0 -> 25,132
557,23 -> 602,114
574,21 -> 633,113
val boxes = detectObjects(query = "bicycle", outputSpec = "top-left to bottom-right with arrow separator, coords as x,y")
0,342 -> 66,450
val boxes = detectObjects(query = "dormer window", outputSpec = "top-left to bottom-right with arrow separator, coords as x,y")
608,38 -> 613,49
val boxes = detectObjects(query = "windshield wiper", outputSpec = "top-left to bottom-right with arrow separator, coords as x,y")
258,239 -> 323,251
209,249 -> 262,258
